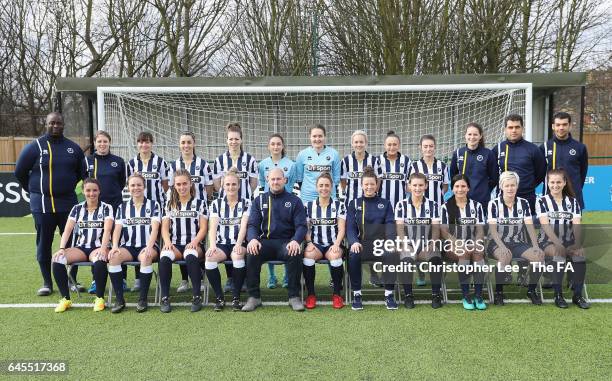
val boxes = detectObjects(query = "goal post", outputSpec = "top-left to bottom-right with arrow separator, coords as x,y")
96,83 -> 532,163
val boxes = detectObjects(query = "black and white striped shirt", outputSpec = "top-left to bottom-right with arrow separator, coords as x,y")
116,198 -> 161,247
306,199 -> 347,247
487,196 -> 532,243
536,194 -> 581,244
209,197 -> 250,245
213,150 -> 258,200
341,151 -> 380,206
68,201 -> 114,249
395,197 -> 440,240
378,152 -> 411,210
163,198 -> 208,246
127,153 -> 169,205
170,156 -> 213,201
409,158 -> 449,205
440,199 -> 485,240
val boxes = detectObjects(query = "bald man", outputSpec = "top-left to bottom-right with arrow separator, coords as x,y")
15,112 -> 86,296
243,168 -> 307,311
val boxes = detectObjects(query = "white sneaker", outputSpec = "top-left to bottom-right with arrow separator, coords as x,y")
131,279 -> 141,292
176,280 -> 190,293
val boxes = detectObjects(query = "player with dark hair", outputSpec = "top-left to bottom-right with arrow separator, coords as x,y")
536,169 -> 589,309
450,122 -> 498,206
395,173 -> 443,309
303,172 -> 347,309
83,130 -> 127,295
540,112 -> 588,209
440,174 -> 487,310
126,131 -> 170,291
487,171 -> 544,306
205,168 -> 250,311
51,178 -> 114,312
159,169 -> 208,313
492,114 -> 546,213
258,133 -> 295,289
409,134 -> 449,206
295,124 -> 341,203
346,166 -> 398,311
107,173 -> 162,313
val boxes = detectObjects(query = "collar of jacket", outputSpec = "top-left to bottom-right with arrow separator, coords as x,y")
553,133 -> 573,144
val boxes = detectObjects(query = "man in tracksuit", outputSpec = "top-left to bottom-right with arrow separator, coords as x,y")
540,112 -> 588,209
492,114 -> 546,213
243,168 -> 307,312
14,112 -> 86,296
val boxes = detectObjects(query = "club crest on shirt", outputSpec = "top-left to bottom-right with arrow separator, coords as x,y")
307,156 -> 312,161
146,209 -> 151,214
477,155 -> 484,161
111,161 -> 118,167
326,156 -> 331,161
195,166 -> 200,170
67,147 -> 74,154
569,149 -> 576,155
284,167 -> 288,171
377,203 -> 384,209
284,202 -> 291,208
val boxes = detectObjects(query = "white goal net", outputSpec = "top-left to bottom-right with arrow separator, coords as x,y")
97,85 -> 531,163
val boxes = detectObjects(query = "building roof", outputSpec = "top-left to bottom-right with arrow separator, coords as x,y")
56,72 -> 586,94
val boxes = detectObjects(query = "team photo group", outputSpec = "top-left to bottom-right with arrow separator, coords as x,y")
14,110 -> 591,315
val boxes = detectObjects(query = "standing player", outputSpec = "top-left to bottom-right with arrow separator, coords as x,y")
340,130 -> 380,206
51,179 -> 114,312
258,133 -> 295,289
83,130 -> 127,295
492,114 -> 546,213
440,175 -> 487,310
378,131 -> 411,210
213,122 -> 258,292
126,131 -> 170,291
536,169 -> 589,309
170,131 -> 214,294
107,173 -> 161,313
205,168 -> 250,311
159,169 -> 208,313
295,124 -> 341,203
450,122 -> 499,206
346,167 -> 398,311
487,171 -> 544,306
540,112 -> 588,209
395,173 -> 443,309
409,135 -> 449,205
14,112 -> 86,296
303,173 -> 347,309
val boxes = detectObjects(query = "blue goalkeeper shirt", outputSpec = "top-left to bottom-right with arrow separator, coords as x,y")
295,146 -> 341,203
258,156 -> 296,193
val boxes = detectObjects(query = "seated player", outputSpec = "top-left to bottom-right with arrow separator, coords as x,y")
107,173 -> 161,313
52,178 -> 114,312
440,175 -> 487,310
487,171 -> 544,306
395,173 -> 443,309
536,169 -> 589,309
346,166 -> 398,311
159,169 -> 208,313
303,172 -> 347,309
205,168 -> 250,311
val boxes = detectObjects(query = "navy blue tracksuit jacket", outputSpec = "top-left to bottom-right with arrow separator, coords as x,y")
540,134 -> 588,209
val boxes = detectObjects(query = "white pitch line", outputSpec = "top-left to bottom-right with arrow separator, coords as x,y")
0,232 -> 36,235
1,299 -> 612,308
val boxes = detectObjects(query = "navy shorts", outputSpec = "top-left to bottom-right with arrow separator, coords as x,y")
488,241 -> 532,259
122,246 -> 159,261
75,246 -> 97,257
313,243 -> 332,256
538,239 -> 576,251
